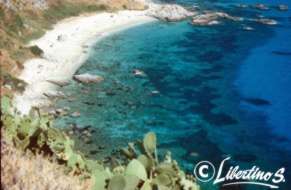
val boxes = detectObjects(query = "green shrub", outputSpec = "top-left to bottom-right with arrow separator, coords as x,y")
2,72 -> 26,92
29,45 -> 43,56
0,6 -> 4,20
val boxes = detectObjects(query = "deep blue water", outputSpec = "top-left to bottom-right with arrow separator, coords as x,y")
55,0 -> 291,189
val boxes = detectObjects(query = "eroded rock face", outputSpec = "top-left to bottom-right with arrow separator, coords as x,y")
191,12 -> 242,26
147,4 -> 195,21
73,73 -> 104,84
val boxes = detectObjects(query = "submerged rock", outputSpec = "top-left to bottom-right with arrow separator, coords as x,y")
89,150 -> 99,155
236,4 -> 248,8
253,3 -> 269,10
147,4 -> 195,21
68,130 -> 74,135
243,98 -> 271,106
55,108 -> 68,116
83,101 -> 95,105
133,69 -> 146,77
254,18 -> 278,25
46,79 -> 70,87
71,111 -> 81,117
43,91 -> 66,98
106,90 -> 116,96
191,12 -> 242,26
151,90 -> 160,95
272,51 -> 291,56
73,73 -> 104,84
242,26 -> 255,31
277,4 -> 288,11
84,138 -> 93,144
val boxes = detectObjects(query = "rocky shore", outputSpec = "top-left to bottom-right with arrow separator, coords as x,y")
13,1 -> 288,114
13,10 -> 156,114
147,4 -> 195,21
12,2 -> 199,114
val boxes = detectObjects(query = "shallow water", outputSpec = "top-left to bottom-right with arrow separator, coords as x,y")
55,0 -> 291,189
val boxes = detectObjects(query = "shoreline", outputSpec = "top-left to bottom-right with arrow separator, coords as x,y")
14,10 -> 157,114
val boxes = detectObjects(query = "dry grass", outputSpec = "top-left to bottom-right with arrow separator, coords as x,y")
1,140 -> 92,190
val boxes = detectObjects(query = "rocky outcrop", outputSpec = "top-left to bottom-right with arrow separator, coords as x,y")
253,18 -> 278,25
73,73 -> 104,84
43,91 -> 66,98
57,35 -> 67,42
253,3 -> 269,10
147,4 -> 195,21
191,12 -> 242,26
46,79 -> 70,87
277,4 -> 288,11
242,26 -> 254,31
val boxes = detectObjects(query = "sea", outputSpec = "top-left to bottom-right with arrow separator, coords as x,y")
54,0 -> 291,189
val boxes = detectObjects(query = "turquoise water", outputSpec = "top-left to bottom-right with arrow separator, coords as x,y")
55,1 -> 291,189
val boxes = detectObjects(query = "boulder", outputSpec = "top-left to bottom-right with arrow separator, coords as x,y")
71,111 -> 81,117
253,3 -> 269,10
57,34 -> 67,42
73,73 -> 104,84
55,108 -> 68,116
254,18 -> 277,25
133,69 -> 146,77
147,4 -> 195,21
43,91 -> 66,98
236,4 -> 248,8
242,26 -> 255,31
277,4 -> 288,11
46,79 -> 70,87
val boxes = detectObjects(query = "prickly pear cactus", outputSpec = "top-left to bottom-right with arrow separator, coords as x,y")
118,132 -> 200,190
143,132 -> 157,159
1,96 -> 201,190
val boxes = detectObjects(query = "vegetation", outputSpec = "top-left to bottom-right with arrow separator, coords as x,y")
0,1 -> 198,189
29,45 -> 44,56
1,140 -> 92,190
1,96 -> 200,190
42,2 -> 109,24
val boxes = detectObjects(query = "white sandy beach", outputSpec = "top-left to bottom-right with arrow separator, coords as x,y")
14,10 -> 156,114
